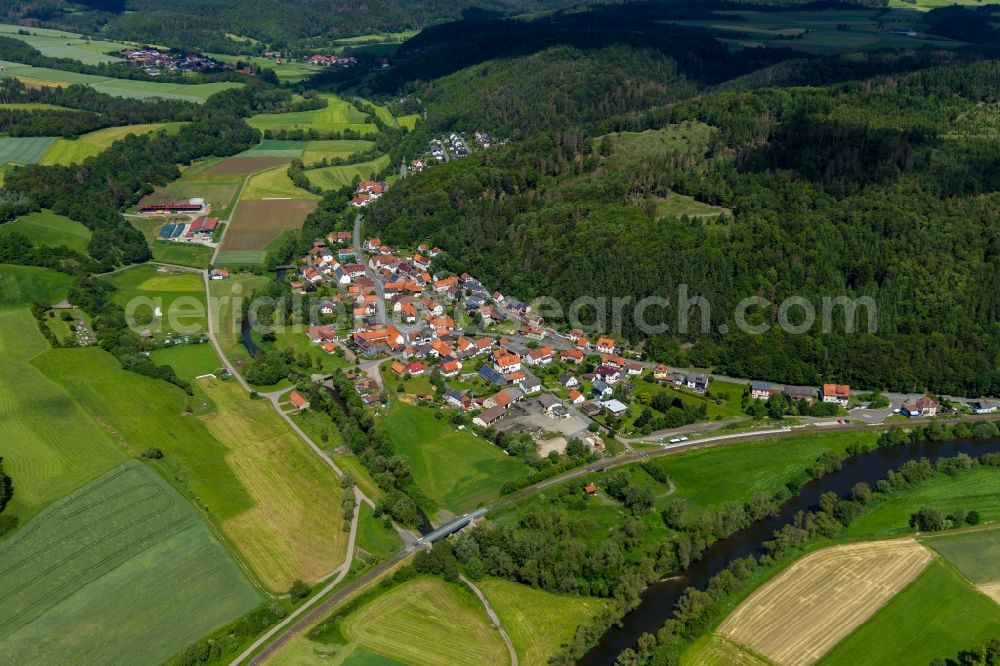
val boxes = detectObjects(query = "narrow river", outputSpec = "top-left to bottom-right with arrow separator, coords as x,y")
580,435 -> 1000,665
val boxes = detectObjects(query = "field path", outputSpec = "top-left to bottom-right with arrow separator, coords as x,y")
230,486 -> 362,665
461,575 -> 518,666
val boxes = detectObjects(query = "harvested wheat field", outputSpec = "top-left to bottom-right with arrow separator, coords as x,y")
221,199 -> 318,251
204,156 -> 289,174
980,583 -> 1000,606
719,539 -> 932,666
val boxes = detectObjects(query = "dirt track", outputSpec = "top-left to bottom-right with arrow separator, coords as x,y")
719,539 -> 932,666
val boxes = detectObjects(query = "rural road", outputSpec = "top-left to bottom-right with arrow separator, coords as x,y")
229,406 -> 1000,663
461,574 -> 518,666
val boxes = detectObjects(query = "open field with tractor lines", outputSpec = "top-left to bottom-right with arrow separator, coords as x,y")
336,576 -> 508,666
0,461 -> 261,665
0,136 -> 55,164
304,154 -> 390,190
198,377 -> 348,589
220,198 -> 318,255
0,309 -> 125,521
719,539 -> 932,665
242,164 -> 321,200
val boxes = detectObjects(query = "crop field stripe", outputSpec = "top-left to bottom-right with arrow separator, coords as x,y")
719,539 -> 932,666
0,464 -> 192,629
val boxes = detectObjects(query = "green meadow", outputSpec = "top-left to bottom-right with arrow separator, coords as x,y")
819,560 -> 1000,666
479,578 -> 611,666
0,264 -> 72,307
302,139 -> 376,164
305,154 -> 390,190
355,503 -> 404,562
0,23 -> 124,64
844,466 -> 1000,540
0,309 -> 125,521
39,122 -> 184,166
0,210 -> 91,252
107,265 -> 208,336
926,528 -> 1000,584
0,461 -> 261,665
149,341 -> 221,380
378,402 -> 526,518
0,60 -> 240,102
248,93 -> 377,135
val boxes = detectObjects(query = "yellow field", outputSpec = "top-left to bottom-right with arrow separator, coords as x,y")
340,577 -> 508,666
719,539 -> 932,665
683,634 -> 771,666
39,123 -> 181,166
980,582 -> 1000,605
198,378 -> 347,590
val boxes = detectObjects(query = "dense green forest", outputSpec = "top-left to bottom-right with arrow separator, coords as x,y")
354,4 -> 1000,397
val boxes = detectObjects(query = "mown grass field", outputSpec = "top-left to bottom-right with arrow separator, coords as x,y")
926,528 -> 1000,585
683,634 -> 770,666
214,248 -> 268,267
305,154 -> 390,191
0,263 -> 72,306
818,559 -> 1000,665
33,346 -> 255,517
0,461 -> 261,665
644,430 -> 876,515
378,402 -> 525,518
844,466 -> 1000,540
242,164 -> 322,200
248,93 -> 376,135
108,265 -> 207,336
0,309 -> 125,521
149,341 -> 221,380
30,343 -> 346,590
40,122 -> 183,166
479,578 -> 610,666
338,576 -> 508,666
0,136 -> 55,164
0,209 -> 91,251
198,377 -> 348,589
0,59 -> 241,102
302,139 -> 376,164
631,378 -> 747,421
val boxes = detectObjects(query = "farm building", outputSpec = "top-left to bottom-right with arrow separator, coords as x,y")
139,197 -> 206,214
289,391 -> 310,410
